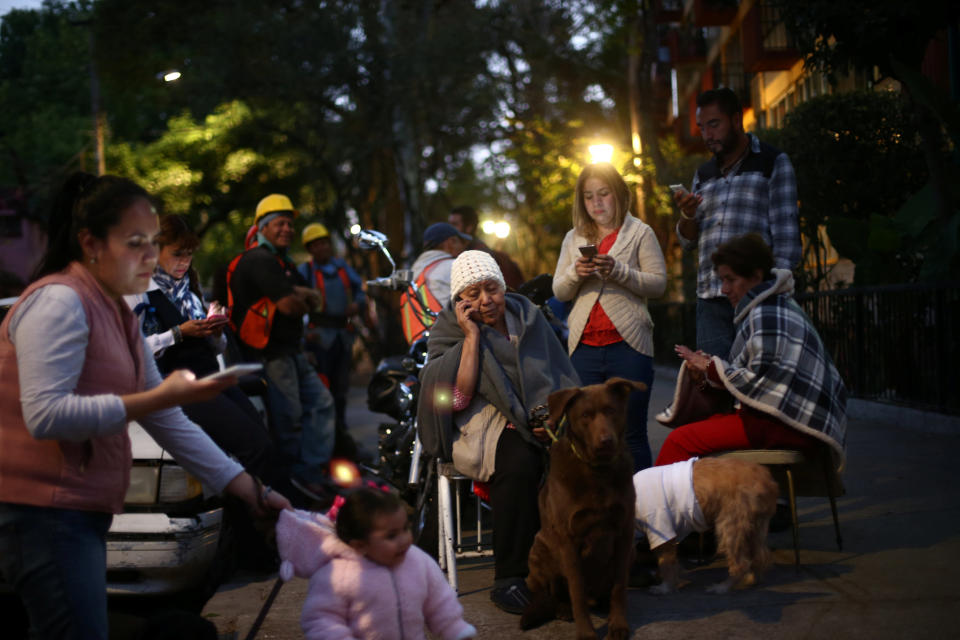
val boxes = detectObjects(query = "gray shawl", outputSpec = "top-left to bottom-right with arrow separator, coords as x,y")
418,294 -> 580,460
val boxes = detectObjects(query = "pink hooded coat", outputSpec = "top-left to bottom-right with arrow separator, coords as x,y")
276,509 -> 476,640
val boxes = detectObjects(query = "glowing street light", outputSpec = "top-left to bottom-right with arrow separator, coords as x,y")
158,70 -> 182,82
588,143 -> 614,164
480,219 -> 511,239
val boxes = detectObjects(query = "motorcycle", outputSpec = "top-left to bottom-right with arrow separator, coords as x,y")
357,230 -> 439,550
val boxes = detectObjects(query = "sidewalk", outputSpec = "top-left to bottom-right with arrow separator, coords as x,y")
204,368 -> 960,639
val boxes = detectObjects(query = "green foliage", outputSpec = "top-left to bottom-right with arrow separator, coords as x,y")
770,90 -> 927,223
1,0 -> 710,288
779,0 -> 960,284
0,3 -> 94,213
779,0 -> 959,82
761,90 -> 934,285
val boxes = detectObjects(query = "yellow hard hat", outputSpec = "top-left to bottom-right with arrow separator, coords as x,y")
302,222 -> 330,246
254,194 -> 298,224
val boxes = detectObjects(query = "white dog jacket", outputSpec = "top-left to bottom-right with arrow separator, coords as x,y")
633,458 -> 707,549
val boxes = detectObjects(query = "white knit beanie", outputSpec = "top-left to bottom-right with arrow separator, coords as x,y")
450,250 -> 506,300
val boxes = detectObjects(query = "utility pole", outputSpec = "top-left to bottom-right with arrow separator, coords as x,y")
88,29 -> 105,176
627,14 -> 647,222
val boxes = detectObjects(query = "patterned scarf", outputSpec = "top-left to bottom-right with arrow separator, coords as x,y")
153,267 -> 206,321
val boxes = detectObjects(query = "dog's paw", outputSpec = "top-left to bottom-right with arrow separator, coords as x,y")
518,590 -> 556,631
607,621 -> 630,640
648,582 -> 676,596
706,581 -> 732,594
608,623 -> 630,640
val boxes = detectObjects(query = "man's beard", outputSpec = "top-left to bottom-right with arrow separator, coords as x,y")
712,129 -> 740,161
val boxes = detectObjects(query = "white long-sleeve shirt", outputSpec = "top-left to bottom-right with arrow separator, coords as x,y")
10,284 -> 243,492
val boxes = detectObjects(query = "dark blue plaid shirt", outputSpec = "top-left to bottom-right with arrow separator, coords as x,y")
678,134 -> 801,299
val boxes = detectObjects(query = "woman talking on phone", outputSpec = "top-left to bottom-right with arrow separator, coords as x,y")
125,214 -> 291,502
552,162 -> 667,471
0,174 -> 290,639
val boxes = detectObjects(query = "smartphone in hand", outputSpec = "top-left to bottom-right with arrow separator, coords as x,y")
579,244 -> 598,258
200,363 -> 263,381
669,184 -> 689,197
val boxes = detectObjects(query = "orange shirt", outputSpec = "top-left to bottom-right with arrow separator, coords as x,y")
580,228 -> 623,347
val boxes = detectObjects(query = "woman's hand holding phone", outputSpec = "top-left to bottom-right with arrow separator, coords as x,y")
575,245 -> 599,278
454,297 -> 481,336
592,253 -> 615,280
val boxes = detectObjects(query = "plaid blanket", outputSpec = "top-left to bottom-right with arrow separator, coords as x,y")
716,269 -> 847,470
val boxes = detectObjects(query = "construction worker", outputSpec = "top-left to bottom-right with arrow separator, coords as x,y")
400,222 -> 470,344
299,223 -> 366,454
227,194 -> 337,502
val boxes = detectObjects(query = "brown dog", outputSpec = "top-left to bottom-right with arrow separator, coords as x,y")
521,377 -> 644,640
634,457 -> 779,594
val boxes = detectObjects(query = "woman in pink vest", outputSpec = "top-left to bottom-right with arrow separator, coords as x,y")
0,172 -> 291,640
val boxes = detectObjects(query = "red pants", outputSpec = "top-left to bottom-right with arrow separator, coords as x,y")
655,407 -> 818,466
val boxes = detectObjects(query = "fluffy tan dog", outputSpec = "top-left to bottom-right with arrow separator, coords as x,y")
633,457 -> 778,594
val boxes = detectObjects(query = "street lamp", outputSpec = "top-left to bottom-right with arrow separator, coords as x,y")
159,70 -> 182,83
588,143 -> 614,164
480,219 -> 511,239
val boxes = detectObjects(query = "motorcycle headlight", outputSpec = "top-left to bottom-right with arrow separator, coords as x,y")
158,465 -> 204,503
125,465 -> 160,505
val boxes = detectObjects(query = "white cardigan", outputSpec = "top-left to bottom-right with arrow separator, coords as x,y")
552,215 -> 666,357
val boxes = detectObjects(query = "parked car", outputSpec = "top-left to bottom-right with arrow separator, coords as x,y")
106,420 -> 233,608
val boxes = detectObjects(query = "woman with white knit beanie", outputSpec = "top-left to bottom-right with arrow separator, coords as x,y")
552,163 -> 667,471
418,249 -> 580,615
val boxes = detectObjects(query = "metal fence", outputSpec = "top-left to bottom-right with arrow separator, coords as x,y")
649,283 -> 960,415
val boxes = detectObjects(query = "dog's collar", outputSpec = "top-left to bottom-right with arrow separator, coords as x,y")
544,415 -> 586,462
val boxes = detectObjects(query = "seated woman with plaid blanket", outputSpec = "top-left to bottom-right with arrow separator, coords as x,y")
656,233 -> 846,471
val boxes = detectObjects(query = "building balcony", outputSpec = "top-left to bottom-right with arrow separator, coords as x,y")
689,0 -> 739,27
741,2 -> 800,72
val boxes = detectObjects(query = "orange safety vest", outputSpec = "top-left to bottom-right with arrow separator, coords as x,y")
226,248 -> 286,350
306,261 -> 353,314
400,257 -> 448,345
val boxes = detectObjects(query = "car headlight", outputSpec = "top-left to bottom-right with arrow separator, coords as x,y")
158,465 -> 204,502
125,465 -> 160,505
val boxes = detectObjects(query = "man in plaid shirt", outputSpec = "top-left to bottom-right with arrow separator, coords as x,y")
675,88 -> 800,359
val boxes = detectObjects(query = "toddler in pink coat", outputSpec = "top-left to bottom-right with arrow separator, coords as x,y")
276,488 -> 476,640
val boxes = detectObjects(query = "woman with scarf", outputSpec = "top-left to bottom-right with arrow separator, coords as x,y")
125,214 -> 289,497
656,233 -> 846,469
418,250 -> 580,615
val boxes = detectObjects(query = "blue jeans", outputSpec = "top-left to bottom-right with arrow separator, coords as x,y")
264,352 -> 336,483
0,504 -> 112,640
305,330 -> 353,433
570,341 -> 654,471
696,296 -> 735,360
